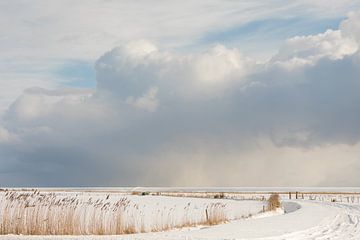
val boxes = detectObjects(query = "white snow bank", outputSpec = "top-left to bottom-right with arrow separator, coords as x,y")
252,207 -> 284,219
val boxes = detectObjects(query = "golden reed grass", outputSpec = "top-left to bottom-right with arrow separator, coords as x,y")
0,190 -> 230,235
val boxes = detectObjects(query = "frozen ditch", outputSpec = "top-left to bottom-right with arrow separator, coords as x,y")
282,201 -> 301,213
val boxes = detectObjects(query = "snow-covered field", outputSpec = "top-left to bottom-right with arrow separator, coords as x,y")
0,188 -> 359,239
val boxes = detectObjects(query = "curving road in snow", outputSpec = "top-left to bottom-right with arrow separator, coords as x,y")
182,201 -> 360,240
1,200 -> 360,239
147,200 -> 360,240
262,201 -> 360,240
190,200 -> 360,240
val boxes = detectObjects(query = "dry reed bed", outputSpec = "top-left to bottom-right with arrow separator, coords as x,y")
0,190 -> 262,235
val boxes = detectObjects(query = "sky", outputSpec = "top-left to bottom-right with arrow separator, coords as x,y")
1,0 -> 360,187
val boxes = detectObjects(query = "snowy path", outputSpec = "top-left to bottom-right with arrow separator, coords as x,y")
1,200 -> 359,239
161,200 -> 360,240
262,201 -> 360,240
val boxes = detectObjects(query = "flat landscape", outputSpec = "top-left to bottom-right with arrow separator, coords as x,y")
1,1 -> 360,239
0,188 -> 359,239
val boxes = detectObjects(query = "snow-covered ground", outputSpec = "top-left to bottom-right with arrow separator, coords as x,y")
0,189 -> 360,239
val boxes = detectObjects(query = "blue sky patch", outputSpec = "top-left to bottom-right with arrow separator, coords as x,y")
190,16 -> 345,57
54,60 -> 96,88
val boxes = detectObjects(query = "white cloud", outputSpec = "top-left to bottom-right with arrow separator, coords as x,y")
126,87 -> 159,112
272,30 -> 358,69
0,0 -> 359,113
0,73 -> 59,114
95,41 -> 253,100
1,8 -> 360,186
340,11 -> 360,44
2,0 -> 357,60
7,94 -> 48,122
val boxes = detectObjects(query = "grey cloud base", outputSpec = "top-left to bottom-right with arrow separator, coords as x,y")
1,13 -> 360,187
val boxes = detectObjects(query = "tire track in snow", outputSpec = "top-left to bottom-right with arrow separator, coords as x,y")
259,202 -> 360,240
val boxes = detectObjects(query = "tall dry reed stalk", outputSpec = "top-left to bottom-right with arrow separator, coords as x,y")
0,191 -> 230,235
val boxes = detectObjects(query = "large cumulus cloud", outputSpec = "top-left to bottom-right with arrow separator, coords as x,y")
1,13 -> 360,187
